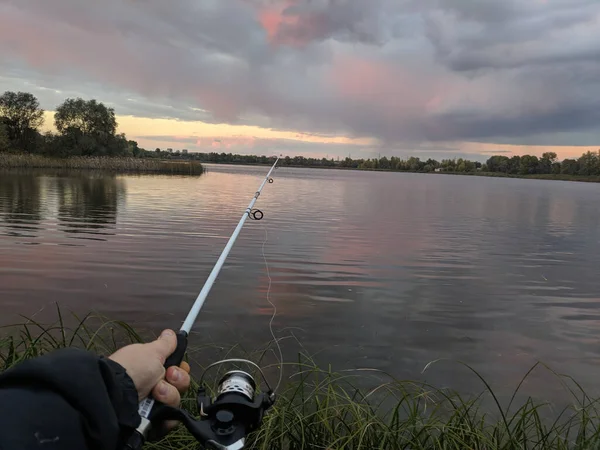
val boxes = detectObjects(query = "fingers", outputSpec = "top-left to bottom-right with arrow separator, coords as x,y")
149,329 -> 177,364
166,366 -> 191,395
152,379 -> 183,433
179,361 -> 191,374
152,379 -> 181,408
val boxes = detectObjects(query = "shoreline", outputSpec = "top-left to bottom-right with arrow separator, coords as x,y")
3,154 -> 600,183
0,154 -> 204,175
1,309 -> 598,449
206,161 -> 600,183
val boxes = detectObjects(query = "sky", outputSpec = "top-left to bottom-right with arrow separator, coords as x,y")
1,0 -> 599,162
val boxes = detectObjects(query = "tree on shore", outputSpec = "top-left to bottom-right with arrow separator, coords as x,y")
0,91 -> 44,151
0,124 -> 10,152
55,98 -> 117,136
53,98 -> 127,157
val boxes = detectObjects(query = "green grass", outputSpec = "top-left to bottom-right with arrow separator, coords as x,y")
2,307 -> 600,449
0,154 -> 204,175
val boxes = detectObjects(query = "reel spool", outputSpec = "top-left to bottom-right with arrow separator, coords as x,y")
218,371 -> 256,401
148,363 -> 275,450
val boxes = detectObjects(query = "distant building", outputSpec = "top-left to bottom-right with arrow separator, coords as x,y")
435,168 -> 443,172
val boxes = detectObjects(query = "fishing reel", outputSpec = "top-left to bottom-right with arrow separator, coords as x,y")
147,360 -> 276,450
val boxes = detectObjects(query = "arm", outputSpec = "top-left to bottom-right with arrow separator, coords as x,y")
0,330 -> 190,450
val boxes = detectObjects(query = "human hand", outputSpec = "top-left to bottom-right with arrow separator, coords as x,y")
108,329 -> 191,431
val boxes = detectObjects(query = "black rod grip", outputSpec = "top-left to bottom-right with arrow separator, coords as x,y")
164,330 -> 188,368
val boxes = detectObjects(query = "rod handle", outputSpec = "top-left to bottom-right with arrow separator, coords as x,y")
165,330 -> 188,368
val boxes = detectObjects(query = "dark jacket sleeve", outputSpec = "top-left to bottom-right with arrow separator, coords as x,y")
0,348 -> 141,450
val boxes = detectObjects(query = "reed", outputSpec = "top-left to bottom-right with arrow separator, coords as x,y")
0,154 -> 204,175
2,307 -> 599,449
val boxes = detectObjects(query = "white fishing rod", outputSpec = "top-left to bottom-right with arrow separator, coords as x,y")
128,157 -> 281,450
180,156 -> 280,334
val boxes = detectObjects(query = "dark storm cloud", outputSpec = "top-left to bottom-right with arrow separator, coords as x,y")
425,0 -> 600,72
0,0 -> 599,151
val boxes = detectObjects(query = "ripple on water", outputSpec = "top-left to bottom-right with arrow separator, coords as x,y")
2,167 -> 600,403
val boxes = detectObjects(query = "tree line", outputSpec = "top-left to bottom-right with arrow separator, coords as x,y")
2,90 -> 599,177
195,152 -> 600,177
485,153 -> 600,176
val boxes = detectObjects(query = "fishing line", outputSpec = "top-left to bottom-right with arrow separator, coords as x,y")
261,223 -> 284,392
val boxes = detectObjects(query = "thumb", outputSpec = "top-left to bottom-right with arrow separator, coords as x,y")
149,329 -> 177,363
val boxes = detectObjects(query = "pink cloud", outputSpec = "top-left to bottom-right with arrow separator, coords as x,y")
258,1 -> 302,46
256,0 -> 336,48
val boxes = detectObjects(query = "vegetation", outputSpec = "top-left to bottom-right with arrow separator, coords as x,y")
2,307 -> 600,449
0,91 -> 202,174
0,154 -> 203,175
0,91 -> 45,153
174,150 -> 600,182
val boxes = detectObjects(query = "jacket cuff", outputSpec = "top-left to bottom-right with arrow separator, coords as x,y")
100,357 -> 141,430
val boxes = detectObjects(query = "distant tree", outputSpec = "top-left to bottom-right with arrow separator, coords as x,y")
561,158 -> 579,175
519,155 -> 539,175
425,158 -> 439,170
407,156 -> 421,172
441,158 -> 456,172
486,155 -> 510,172
54,98 -> 126,156
508,156 -> 521,174
0,91 -> 44,151
127,140 -> 141,157
551,162 -> 561,174
55,98 -> 116,136
539,152 -> 558,174
361,159 -> 373,169
0,123 -> 10,152
379,156 -> 390,169
578,151 -> 600,176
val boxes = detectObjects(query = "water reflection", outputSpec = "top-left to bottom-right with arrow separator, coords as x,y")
55,174 -> 124,241
0,171 -> 43,238
0,171 -> 125,242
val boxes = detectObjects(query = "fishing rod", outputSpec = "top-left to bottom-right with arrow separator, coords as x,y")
127,157 -> 281,450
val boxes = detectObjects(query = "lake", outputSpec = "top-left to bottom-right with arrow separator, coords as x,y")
2,165 -> 600,404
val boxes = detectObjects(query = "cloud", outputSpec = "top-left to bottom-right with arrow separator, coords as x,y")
425,0 -> 600,72
254,0 -> 388,47
0,0 -> 599,158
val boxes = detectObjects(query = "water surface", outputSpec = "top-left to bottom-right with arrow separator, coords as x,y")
2,166 -> 600,403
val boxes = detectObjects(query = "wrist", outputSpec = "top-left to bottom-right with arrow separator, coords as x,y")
100,357 -> 141,429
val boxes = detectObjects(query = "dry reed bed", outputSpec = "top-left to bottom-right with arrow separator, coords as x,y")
0,154 -> 204,175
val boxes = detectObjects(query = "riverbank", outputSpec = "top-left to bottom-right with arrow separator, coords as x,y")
0,154 -> 204,175
1,309 -> 598,449
443,170 -> 600,183
204,161 -> 600,183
